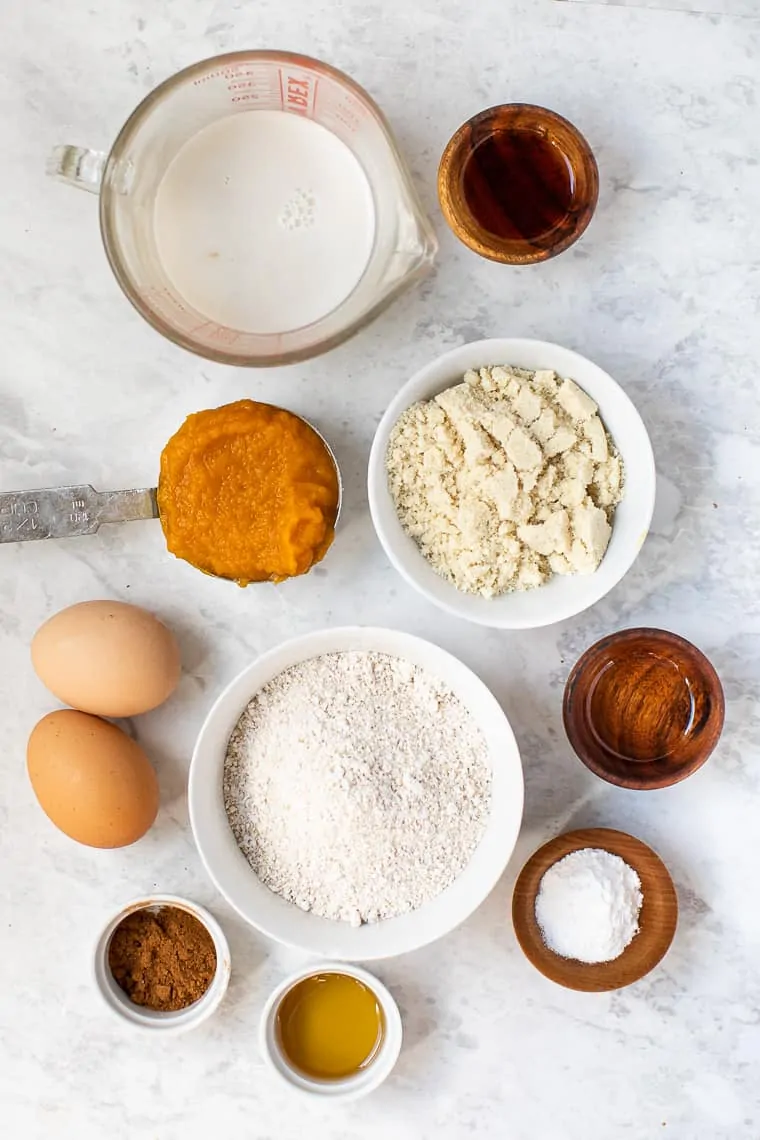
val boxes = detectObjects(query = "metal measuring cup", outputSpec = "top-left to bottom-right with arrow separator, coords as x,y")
0,413 -> 343,574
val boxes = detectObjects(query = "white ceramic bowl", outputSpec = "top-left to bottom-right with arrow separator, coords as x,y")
368,338 -> 656,629
189,626 -> 523,960
93,894 -> 231,1033
259,961 -> 403,1100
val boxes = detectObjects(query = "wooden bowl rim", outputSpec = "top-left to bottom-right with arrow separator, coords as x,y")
512,827 -> 678,992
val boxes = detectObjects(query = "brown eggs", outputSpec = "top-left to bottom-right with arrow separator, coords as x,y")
27,710 -> 159,848
31,600 -> 181,718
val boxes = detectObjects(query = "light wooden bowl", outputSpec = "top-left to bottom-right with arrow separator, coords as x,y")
512,827 -> 677,992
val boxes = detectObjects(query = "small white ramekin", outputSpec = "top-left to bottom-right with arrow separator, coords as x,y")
259,961 -> 403,1100
93,894 -> 231,1034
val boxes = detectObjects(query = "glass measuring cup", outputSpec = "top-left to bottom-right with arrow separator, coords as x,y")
49,51 -> 437,367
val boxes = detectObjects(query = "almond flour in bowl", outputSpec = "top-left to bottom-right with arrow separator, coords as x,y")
222,650 -> 492,926
385,364 -> 624,598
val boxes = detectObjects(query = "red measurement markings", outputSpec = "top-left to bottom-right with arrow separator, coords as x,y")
185,322 -> 242,345
207,325 -> 241,345
193,67 -> 241,86
228,74 -> 277,104
322,97 -> 363,134
284,74 -> 312,115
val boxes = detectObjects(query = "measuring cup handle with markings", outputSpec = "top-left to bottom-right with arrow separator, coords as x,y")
0,486 -> 158,543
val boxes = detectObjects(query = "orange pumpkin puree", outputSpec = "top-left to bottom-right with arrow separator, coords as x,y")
157,401 -> 339,586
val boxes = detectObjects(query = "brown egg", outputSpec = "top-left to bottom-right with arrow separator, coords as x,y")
27,710 -> 159,848
31,600 -> 181,718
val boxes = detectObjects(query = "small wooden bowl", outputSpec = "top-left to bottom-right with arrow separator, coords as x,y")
438,104 -> 599,264
563,628 -> 725,790
512,828 -> 678,992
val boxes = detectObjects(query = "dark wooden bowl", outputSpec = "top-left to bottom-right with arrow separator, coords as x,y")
563,628 -> 725,790
438,104 -> 599,264
512,828 -> 678,992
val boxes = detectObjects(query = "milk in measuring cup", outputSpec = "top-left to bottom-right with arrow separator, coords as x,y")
153,110 -> 376,335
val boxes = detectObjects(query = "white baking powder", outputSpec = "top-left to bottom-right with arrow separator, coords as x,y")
535,848 -> 643,963
223,651 -> 491,926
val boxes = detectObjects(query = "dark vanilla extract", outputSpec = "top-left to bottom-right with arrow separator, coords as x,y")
461,128 -> 575,242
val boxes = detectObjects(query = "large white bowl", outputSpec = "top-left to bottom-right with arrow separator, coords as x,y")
189,626 -> 523,960
368,338 -> 656,629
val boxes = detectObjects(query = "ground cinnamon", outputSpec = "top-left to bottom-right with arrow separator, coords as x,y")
108,905 -> 217,1012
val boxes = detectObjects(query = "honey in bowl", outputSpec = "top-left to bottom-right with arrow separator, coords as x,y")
587,651 -> 697,762
276,972 -> 384,1081
563,628 -> 725,790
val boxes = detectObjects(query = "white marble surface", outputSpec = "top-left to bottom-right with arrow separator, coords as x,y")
1,1 -> 759,1137
566,0 -> 754,17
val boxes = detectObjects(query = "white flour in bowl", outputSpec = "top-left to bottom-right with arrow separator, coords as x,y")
223,651 -> 492,925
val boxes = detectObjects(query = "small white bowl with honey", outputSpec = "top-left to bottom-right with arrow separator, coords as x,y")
260,962 -> 402,1100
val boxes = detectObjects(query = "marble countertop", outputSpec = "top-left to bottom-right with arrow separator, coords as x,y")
2,1 -> 759,1137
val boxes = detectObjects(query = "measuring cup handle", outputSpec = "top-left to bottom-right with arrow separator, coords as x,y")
47,145 -> 107,194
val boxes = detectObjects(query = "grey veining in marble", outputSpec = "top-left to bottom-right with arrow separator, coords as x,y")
1,1 -> 759,1138
563,0 -> 754,17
